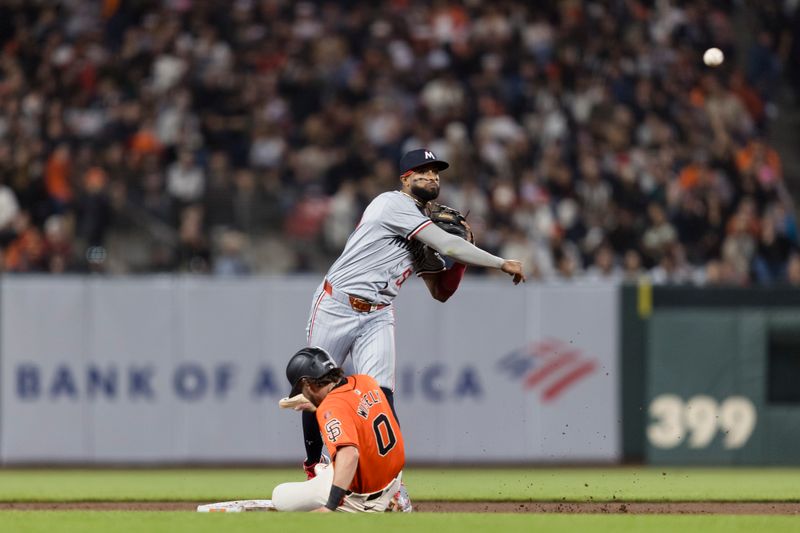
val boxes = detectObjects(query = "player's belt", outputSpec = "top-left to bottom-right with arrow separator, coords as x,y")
345,480 -> 396,501
323,280 -> 389,313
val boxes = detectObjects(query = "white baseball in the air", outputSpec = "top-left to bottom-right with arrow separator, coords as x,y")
703,47 -> 724,67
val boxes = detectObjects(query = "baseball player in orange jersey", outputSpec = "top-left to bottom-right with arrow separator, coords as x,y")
298,149 -> 526,510
272,347 -> 405,512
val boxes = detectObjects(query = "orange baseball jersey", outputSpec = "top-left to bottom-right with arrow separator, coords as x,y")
316,374 -> 405,494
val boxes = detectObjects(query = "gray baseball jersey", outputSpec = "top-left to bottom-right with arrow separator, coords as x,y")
326,191 -> 445,305
306,190 -> 445,389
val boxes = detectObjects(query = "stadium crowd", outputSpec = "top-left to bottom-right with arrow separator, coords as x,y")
0,0 -> 799,285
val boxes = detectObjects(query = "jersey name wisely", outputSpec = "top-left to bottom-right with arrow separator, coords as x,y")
317,375 -> 405,494
325,191 -> 433,304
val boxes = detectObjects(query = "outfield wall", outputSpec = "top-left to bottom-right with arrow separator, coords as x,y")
0,277 -> 620,464
620,286 -> 800,466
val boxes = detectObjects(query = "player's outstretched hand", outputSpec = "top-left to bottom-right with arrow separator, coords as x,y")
311,507 -> 333,513
501,260 -> 526,285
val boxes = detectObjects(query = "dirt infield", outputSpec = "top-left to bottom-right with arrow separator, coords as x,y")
1,501 -> 799,514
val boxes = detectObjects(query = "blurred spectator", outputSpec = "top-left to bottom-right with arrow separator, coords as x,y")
722,211 -> 757,284
323,180 -> 359,254
622,249 -> 645,282
0,180 -> 21,240
204,151 -> 236,231
649,244 -> 694,285
753,216 -> 794,283
43,214 -> 76,273
167,150 -> 205,206
788,254 -> 800,286
133,171 -> 175,225
0,0 -> 795,283
76,167 -> 111,247
735,138 -> 782,188
576,156 -> 612,228
550,230 -> 582,280
44,144 -> 73,209
213,230 -> 250,276
4,212 -> 46,272
586,244 -> 622,283
703,257 -> 742,286
607,208 -> 641,259
642,203 -> 678,263
177,205 -> 210,273
284,188 -> 330,242
498,227 -> 540,280
704,259 -> 725,286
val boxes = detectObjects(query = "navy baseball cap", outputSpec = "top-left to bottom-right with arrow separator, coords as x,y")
399,149 -> 449,174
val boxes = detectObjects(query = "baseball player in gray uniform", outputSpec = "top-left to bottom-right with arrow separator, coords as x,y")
297,148 -> 526,511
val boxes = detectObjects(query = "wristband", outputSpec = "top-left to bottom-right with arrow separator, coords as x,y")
325,485 -> 347,511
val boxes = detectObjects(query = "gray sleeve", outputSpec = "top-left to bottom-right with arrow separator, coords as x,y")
414,223 -> 505,269
381,193 -> 432,239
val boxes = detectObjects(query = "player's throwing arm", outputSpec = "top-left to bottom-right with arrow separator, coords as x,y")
414,223 -> 527,285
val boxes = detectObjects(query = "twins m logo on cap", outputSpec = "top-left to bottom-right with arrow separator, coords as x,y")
400,148 -> 450,174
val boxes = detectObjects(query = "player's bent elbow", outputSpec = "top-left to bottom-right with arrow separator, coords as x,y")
338,445 -> 359,461
338,446 -> 359,470
426,282 -> 451,302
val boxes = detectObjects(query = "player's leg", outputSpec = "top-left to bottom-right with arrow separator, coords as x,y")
300,411 -> 326,476
340,474 -> 403,513
272,462 -> 334,512
302,289 -> 357,469
350,308 -> 412,512
350,307 -> 397,391
350,307 -> 400,418
380,387 -> 399,423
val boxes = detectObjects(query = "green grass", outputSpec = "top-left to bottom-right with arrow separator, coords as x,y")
0,512 -> 798,533
1,469 -> 798,533
0,467 -> 799,502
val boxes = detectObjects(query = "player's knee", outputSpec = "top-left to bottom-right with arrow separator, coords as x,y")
271,483 -> 289,511
271,482 -> 307,512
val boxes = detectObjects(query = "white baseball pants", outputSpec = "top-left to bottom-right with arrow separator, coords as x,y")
306,282 -> 397,390
271,463 -> 402,512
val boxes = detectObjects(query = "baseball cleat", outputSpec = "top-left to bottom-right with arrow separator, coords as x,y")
303,454 -> 330,480
388,483 -> 413,512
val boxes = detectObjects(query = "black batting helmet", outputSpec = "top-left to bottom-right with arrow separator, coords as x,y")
286,346 -> 337,397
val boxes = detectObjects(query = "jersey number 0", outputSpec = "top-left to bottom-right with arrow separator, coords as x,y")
372,414 -> 397,456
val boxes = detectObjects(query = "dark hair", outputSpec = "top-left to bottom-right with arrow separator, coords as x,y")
306,368 -> 344,389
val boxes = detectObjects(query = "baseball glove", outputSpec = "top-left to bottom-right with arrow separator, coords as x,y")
429,203 -> 474,243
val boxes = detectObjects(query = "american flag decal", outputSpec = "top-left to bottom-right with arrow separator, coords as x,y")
497,338 -> 597,402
